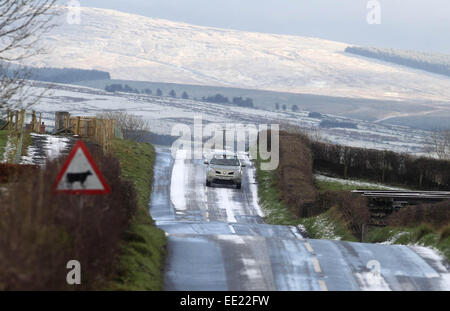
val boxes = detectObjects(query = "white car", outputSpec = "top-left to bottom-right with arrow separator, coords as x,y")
204,153 -> 246,189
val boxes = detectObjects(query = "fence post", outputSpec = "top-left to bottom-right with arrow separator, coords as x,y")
76,116 -> 81,136
14,109 -> 26,164
65,115 -> 69,135
14,111 -> 18,130
32,111 -> 38,132
6,109 -> 11,130
38,113 -> 42,133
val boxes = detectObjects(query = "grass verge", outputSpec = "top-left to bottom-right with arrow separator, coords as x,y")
0,130 -> 8,161
366,226 -> 450,261
256,158 -> 355,241
0,130 -> 32,162
108,138 -> 166,290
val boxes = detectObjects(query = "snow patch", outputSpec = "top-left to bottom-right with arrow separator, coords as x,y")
215,188 -> 237,223
170,149 -> 188,211
379,231 -> 410,245
44,135 -> 70,159
312,214 -> 342,241
245,159 -> 265,218
314,174 -> 407,191
2,134 -> 13,163
354,271 -> 392,291
409,245 -> 450,290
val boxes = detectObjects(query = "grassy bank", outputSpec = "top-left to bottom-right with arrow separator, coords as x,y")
366,225 -> 450,261
109,139 -> 166,290
0,130 -> 7,161
256,158 -> 356,241
0,130 -> 32,162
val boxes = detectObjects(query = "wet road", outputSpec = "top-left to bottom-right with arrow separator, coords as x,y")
150,148 -> 450,291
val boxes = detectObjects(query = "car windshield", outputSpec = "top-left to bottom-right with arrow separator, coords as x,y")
210,158 -> 240,166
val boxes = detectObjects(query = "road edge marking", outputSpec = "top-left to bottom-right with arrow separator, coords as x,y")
319,280 -> 328,291
304,242 -> 314,253
312,257 -> 322,273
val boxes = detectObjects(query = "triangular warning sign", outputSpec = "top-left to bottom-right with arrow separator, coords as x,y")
53,140 -> 111,195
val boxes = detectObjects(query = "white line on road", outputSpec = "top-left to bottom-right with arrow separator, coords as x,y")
319,280 -> 328,291
170,149 -> 188,211
216,188 -> 237,223
304,242 -> 314,253
229,225 -> 236,234
312,257 -> 322,273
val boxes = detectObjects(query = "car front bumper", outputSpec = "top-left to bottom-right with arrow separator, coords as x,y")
207,172 -> 242,184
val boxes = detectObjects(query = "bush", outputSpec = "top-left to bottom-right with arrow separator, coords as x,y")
0,142 -> 137,290
275,131 -> 317,217
387,201 -> 450,230
440,225 -> 450,241
414,224 -> 435,242
97,111 -> 149,141
317,191 -> 369,238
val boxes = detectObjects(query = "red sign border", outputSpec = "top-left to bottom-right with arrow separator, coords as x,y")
53,140 -> 111,195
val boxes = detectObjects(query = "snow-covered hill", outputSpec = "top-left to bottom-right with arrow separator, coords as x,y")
24,6 -> 450,104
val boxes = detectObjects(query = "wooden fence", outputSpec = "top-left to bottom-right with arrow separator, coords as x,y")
55,112 -> 119,151
4,109 -> 45,133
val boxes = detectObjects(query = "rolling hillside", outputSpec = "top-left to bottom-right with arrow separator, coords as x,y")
21,6 -> 450,105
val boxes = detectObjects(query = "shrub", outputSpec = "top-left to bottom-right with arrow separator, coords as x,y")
318,191 -> 369,238
97,111 -> 149,141
387,201 -> 450,230
0,142 -> 137,290
275,131 -> 317,217
440,225 -> 450,241
414,224 -> 435,242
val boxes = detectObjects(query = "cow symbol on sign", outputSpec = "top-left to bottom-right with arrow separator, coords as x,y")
66,170 -> 93,189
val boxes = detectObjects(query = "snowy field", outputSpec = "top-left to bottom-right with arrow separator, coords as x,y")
30,82 -> 433,155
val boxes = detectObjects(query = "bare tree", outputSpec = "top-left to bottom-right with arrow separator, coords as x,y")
97,111 -> 150,141
426,128 -> 450,160
0,0 -> 57,113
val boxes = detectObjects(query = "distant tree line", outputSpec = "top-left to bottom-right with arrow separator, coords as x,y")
104,86 -> 192,100
308,112 -> 322,118
105,84 -> 142,94
345,46 -> 450,77
4,64 -> 111,84
201,94 -> 254,108
103,87 -> 256,108
320,120 -> 358,129
105,84 -> 156,95
274,103 -> 299,112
